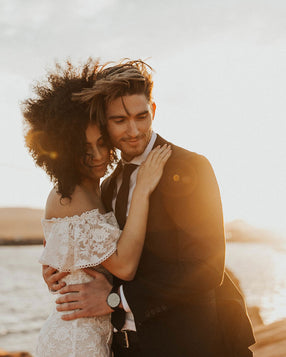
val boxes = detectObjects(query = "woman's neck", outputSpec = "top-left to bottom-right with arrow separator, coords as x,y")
80,178 -> 100,195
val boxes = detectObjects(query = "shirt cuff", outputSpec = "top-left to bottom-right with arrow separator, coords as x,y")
119,285 -> 131,312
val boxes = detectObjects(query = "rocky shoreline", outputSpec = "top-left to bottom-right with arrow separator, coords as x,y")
251,318 -> 286,357
243,306 -> 286,356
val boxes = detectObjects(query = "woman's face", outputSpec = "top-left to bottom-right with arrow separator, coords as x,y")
81,124 -> 110,181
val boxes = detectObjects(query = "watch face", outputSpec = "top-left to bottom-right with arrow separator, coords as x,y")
107,292 -> 120,308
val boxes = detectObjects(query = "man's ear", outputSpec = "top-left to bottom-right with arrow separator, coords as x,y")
151,102 -> 156,119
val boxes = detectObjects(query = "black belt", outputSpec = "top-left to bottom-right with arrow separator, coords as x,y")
113,330 -> 139,349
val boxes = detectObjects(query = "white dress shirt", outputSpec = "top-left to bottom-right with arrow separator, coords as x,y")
112,131 -> 157,331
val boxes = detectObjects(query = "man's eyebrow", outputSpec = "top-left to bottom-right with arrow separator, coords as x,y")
107,114 -> 127,120
136,110 -> 149,116
107,110 -> 149,120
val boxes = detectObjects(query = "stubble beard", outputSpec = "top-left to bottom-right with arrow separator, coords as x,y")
120,131 -> 152,161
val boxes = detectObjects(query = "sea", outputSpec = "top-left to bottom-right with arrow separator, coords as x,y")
1,242 -> 286,355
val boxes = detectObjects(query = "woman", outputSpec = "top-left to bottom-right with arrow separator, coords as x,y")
22,60 -> 171,357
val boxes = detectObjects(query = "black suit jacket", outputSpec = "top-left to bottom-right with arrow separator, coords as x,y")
101,135 -> 255,356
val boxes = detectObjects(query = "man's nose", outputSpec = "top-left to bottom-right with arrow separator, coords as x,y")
127,119 -> 139,136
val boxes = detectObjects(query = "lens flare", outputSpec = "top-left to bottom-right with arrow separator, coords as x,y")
173,174 -> 180,182
25,130 -> 58,160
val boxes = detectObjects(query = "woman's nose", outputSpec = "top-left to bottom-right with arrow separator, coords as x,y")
127,119 -> 139,136
93,147 -> 103,160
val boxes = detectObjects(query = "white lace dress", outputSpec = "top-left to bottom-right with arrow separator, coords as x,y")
35,209 -> 121,357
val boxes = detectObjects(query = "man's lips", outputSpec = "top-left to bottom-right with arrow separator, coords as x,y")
123,137 -> 144,144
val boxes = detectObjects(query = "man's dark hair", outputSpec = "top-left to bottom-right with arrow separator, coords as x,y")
74,59 -> 154,130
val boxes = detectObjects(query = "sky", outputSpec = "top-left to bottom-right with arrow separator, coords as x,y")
0,0 -> 286,236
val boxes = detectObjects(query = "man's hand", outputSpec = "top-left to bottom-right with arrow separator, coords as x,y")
42,265 -> 68,291
56,269 -> 113,321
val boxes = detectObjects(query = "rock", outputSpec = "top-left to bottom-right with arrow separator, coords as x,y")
248,306 -> 264,327
251,319 -> 286,357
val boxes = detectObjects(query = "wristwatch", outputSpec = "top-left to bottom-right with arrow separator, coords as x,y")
106,286 -> 121,311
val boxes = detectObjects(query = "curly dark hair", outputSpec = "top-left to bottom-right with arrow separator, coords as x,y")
22,59 -> 116,200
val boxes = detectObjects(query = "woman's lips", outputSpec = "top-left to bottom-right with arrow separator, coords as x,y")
92,162 -> 106,169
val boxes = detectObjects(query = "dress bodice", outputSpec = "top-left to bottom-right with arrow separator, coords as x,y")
36,209 -> 120,357
40,208 -> 121,273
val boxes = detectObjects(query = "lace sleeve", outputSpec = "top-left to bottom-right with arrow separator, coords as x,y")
39,209 -> 121,272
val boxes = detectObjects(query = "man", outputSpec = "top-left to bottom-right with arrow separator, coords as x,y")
43,60 -> 255,356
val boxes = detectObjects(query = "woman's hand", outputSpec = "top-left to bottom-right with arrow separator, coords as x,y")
42,265 -> 68,292
136,144 -> 172,197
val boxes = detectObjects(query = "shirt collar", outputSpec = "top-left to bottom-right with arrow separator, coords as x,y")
122,131 -> 157,166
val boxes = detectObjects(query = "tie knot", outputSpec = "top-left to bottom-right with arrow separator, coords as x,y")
122,163 -> 138,178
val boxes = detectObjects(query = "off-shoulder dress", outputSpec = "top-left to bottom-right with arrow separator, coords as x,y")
35,209 -> 121,357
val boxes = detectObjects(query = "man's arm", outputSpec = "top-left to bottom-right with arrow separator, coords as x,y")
55,269 -> 114,320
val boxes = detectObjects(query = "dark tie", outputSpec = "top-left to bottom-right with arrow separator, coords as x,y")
115,164 -> 138,230
112,163 -> 138,331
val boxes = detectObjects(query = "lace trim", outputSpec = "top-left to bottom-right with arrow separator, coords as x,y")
39,245 -> 117,272
41,208 -> 114,223
40,208 -> 120,272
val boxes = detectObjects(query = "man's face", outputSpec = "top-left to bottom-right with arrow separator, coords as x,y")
106,94 -> 155,161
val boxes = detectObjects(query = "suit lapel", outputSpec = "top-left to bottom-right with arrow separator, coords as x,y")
152,134 -> 169,149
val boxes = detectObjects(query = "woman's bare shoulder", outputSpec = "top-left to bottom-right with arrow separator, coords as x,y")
44,186 -> 96,219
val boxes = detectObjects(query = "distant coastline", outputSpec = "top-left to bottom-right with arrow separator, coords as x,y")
225,220 -> 285,245
0,207 -> 44,245
0,237 -> 43,246
0,207 -> 285,246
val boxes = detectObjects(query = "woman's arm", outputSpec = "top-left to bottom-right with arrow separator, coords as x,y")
101,145 -> 171,280
42,145 -> 171,288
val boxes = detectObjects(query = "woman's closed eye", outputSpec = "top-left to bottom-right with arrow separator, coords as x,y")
85,152 -> 94,159
97,138 -> 107,148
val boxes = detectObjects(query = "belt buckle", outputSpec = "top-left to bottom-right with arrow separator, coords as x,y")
122,330 -> 129,349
